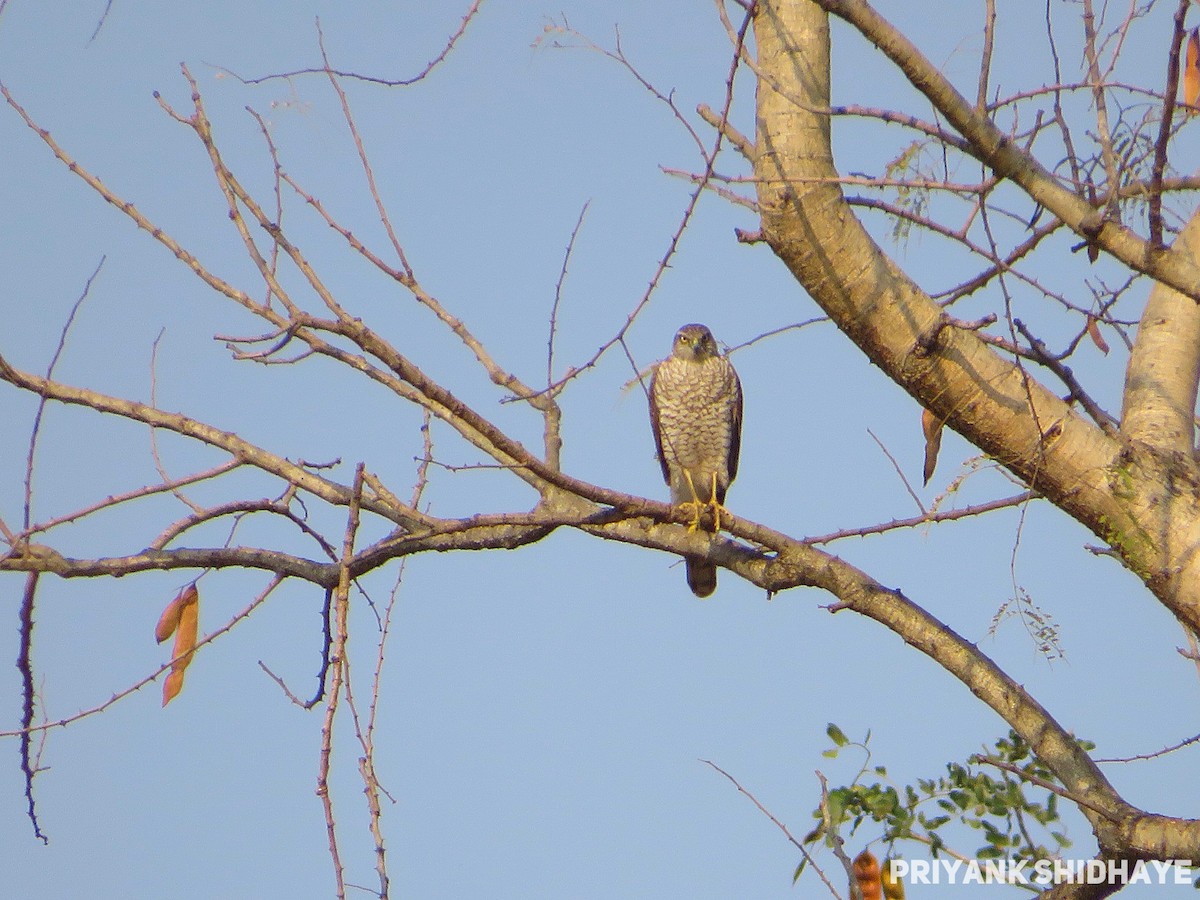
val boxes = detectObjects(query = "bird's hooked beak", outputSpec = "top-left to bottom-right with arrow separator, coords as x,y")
677,331 -> 706,358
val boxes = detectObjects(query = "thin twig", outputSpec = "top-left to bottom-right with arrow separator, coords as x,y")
150,497 -> 339,556
242,107 -> 287,313
411,410 -> 434,509
345,558 -> 406,899
316,22 -> 414,279
547,200 -> 591,389
22,459 -> 242,539
88,0 -> 115,43
1012,319 -> 1117,435
316,464 -> 365,900
148,329 -> 204,515
807,492 -> 1037,545
971,754 -> 1120,821
1148,0 -> 1192,247
817,771 -> 856,900
225,2 -> 484,87
1182,628 -> 1200,684
540,7 -> 754,397
976,0 -> 996,112
1081,0 -> 1121,240
1095,730 -> 1200,764
24,256 -> 105,530
724,318 -> 829,355
310,588 -> 335,708
659,166 -> 758,209
702,759 -> 840,898
866,429 -> 926,515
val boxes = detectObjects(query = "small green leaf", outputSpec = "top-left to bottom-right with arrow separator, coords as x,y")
826,790 -> 846,826
826,723 -> 849,747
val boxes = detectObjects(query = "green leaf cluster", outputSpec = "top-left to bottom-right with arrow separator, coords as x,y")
806,726 -> 1082,864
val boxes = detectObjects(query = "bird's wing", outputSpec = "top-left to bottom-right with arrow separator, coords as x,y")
727,364 -> 743,484
648,364 -> 671,484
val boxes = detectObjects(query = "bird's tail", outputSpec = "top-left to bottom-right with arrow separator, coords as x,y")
686,558 -> 717,598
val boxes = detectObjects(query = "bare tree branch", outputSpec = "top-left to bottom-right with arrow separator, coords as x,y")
23,256 -> 105,532
17,573 -> 47,844
223,3 -> 485,87
812,0 -> 1200,301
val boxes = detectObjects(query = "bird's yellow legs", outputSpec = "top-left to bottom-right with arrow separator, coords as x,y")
679,471 -> 705,532
680,471 -> 732,533
706,471 -> 733,531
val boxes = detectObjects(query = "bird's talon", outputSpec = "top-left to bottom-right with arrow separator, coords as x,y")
707,499 -> 732,533
705,472 -> 732,533
677,500 -> 704,532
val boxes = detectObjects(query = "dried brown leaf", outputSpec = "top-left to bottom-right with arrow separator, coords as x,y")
853,849 -> 883,900
161,584 -> 199,707
162,669 -> 185,707
921,407 -> 944,485
881,858 -> 906,899
1086,315 -> 1110,355
1186,28 -> 1200,115
154,584 -> 195,644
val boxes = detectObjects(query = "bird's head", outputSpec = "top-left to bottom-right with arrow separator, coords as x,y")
672,324 -> 719,361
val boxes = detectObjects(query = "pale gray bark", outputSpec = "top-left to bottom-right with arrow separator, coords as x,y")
752,0 -> 1200,873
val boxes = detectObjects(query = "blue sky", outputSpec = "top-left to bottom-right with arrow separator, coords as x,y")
2,2 -> 1199,898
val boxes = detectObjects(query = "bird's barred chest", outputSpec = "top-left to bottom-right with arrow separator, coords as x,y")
651,356 -> 739,469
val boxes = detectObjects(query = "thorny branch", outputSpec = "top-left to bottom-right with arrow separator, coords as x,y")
1095,730 -> 1200,764
531,7 -> 754,396
316,464 -> 365,900
222,2 -> 485,88
703,759 -> 841,898
819,771 -> 861,900
23,256 -> 105,532
18,573 -> 46,844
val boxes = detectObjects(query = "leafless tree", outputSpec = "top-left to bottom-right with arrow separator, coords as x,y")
6,1 -> 1200,896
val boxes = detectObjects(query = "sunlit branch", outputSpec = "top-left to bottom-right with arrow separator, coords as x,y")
0,355 -> 401,524
807,492 -> 1038,545
814,0 -> 1200,302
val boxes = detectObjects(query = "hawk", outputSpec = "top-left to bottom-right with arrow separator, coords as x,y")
649,324 -> 743,597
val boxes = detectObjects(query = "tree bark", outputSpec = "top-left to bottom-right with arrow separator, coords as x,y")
752,0 -> 1200,635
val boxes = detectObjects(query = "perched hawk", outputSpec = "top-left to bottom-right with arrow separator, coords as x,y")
649,324 -> 743,597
